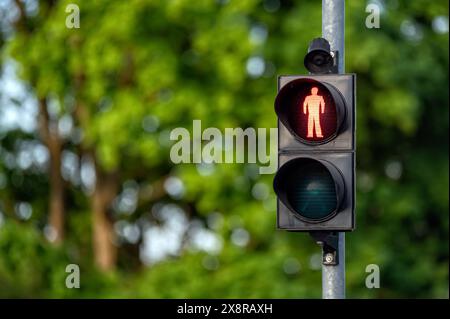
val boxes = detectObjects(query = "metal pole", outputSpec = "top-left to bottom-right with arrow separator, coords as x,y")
321,0 -> 346,299
322,0 -> 345,73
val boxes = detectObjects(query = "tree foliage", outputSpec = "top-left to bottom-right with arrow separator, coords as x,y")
0,0 -> 448,298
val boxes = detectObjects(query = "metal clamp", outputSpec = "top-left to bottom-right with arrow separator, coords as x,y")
329,50 -> 339,74
309,231 -> 340,265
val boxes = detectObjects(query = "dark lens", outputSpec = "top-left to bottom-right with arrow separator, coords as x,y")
313,55 -> 325,66
286,161 -> 337,220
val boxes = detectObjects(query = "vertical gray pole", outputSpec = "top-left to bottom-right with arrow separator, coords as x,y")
322,0 -> 345,73
321,0 -> 346,299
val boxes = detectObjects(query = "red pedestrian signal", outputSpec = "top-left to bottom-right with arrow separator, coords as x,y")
303,87 -> 326,139
275,78 -> 346,145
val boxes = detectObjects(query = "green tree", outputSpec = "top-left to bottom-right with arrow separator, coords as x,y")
0,0 -> 448,298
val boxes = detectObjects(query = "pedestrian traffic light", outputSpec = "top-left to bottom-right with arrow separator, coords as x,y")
274,73 -> 355,231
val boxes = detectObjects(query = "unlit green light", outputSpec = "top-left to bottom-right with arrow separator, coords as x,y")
286,161 -> 337,220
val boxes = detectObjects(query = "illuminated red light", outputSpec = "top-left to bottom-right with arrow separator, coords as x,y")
303,87 -> 325,139
275,78 -> 342,145
296,84 -> 337,142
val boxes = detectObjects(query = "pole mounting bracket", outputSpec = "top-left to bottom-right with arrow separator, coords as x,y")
309,231 -> 340,265
330,50 -> 339,74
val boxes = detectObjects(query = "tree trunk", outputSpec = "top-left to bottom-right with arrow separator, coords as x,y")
48,142 -> 64,243
15,0 -> 65,244
92,164 -> 119,271
70,75 -> 118,271
38,98 -> 65,244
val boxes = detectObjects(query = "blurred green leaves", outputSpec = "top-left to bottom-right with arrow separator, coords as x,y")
0,0 -> 448,298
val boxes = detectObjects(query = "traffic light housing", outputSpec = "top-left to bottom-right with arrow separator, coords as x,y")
274,74 -> 356,231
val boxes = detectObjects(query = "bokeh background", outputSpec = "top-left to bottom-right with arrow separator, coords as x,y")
0,0 -> 448,298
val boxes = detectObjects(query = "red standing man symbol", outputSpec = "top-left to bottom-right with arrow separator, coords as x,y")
302,87 -> 325,138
